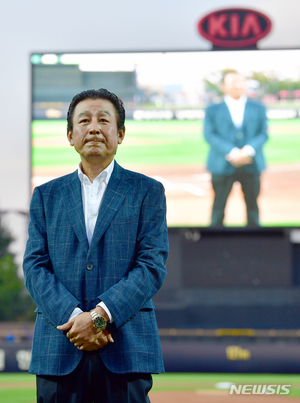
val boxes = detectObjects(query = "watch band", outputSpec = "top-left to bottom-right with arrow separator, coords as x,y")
90,309 -> 99,321
90,309 -> 107,331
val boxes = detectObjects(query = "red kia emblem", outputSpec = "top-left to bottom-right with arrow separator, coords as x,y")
198,8 -> 272,48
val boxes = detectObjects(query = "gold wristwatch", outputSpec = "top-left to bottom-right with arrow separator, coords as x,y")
89,309 -> 107,331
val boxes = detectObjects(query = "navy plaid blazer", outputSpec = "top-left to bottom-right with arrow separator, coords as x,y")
23,161 -> 168,376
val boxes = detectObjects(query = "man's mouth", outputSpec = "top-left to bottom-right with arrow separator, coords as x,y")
85,137 -> 104,144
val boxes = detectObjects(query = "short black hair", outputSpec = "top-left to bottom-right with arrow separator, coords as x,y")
221,70 -> 242,83
67,88 -> 125,131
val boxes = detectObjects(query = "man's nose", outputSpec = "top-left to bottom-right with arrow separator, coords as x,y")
89,120 -> 101,134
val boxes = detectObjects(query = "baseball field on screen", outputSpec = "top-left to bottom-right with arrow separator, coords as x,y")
1,372 -> 300,402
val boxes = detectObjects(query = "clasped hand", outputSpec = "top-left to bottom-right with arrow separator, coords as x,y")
57,312 -> 114,351
225,147 -> 253,167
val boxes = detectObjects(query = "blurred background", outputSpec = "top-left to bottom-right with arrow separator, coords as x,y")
0,0 -> 300,374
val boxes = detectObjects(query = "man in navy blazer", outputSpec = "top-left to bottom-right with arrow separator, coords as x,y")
23,89 -> 168,402
204,72 -> 268,226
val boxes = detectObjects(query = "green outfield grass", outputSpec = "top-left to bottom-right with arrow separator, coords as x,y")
0,373 -> 35,403
1,372 -> 300,402
31,119 -> 300,168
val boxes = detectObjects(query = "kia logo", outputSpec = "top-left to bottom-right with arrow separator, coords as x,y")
198,8 -> 272,48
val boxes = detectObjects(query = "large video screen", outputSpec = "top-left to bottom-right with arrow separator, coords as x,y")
31,49 -> 300,227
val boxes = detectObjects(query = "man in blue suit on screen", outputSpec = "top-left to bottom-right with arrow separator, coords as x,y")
23,88 -> 169,403
204,71 -> 268,226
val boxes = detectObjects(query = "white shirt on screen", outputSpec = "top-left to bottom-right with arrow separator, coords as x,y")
68,160 -> 115,323
224,94 -> 255,157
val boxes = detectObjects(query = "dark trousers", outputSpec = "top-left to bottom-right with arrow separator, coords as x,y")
211,171 -> 260,226
36,352 -> 153,403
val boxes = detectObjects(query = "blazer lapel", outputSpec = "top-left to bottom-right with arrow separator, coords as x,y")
242,100 -> 250,130
222,101 -> 235,128
88,162 -> 131,256
60,171 -> 89,252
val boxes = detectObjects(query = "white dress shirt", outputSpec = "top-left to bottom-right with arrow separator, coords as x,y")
224,94 -> 247,128
224,95 -> 255,157
68,160 -> 115,323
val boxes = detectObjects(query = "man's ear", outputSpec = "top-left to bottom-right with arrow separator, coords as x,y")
67,130 -> 74,146
117,128 -> 125,144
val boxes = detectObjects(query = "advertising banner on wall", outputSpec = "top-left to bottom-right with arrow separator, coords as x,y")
0,343 -> 32,373
197,7 -> 272,49
177,0 -> 299,50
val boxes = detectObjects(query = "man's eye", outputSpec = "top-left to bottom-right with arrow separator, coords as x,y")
79,119 -> 89,123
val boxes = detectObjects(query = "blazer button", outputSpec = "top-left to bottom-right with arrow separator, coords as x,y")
236,131 -> 244,139
86,264 -> 93,271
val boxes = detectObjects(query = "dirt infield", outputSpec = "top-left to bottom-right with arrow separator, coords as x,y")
124,162 -> 300,226
150,390 -> 299,403
0,382 -> 35,388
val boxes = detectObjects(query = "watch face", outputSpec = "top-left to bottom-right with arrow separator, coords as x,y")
94,316 -> 107,330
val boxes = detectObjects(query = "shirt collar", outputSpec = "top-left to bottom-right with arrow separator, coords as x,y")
224,94 -> 247,107
78,159 -> 114,185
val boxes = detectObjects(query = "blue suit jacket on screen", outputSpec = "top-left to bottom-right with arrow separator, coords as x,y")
23,161 -> 168,376
204,99 -> 268,175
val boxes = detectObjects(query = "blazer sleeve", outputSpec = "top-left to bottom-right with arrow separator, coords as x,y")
246,103 -> 268,152
203,105 -> 236,156
23,187 -> 80,327
98,181 -> 169,329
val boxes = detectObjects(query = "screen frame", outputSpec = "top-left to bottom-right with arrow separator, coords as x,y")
30,47 -> 300,230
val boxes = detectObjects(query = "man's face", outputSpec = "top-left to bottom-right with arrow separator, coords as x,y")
67,98 -> 125,164
221,73 -> 247,100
